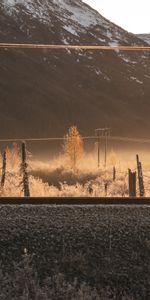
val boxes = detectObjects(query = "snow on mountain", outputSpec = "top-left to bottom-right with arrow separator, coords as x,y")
2,0 -> 131,44
136,33 -> 150,45
3,0 -> 104,27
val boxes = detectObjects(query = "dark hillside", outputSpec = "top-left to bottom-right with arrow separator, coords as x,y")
0,0 -> 150,138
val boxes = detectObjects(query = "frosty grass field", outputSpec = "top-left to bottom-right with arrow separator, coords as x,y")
1,159 -> 149,198
2,142 -> 150,197
0,204 -> 150,299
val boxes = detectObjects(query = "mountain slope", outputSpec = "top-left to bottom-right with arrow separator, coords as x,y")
0,0 -> 150,139
136,33 -> 150,45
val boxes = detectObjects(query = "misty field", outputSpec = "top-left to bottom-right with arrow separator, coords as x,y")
0,205 -> 150,299
1,141 -> 150,197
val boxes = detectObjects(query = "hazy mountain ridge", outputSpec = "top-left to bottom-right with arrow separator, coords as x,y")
0,0 -> 150,139
136,33 -> 150,45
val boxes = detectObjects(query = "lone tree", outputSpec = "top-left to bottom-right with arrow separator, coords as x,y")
63,126 -> 83,171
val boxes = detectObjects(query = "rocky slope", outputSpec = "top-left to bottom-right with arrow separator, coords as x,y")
136,33 -> 150,45
0,0 -> 150,140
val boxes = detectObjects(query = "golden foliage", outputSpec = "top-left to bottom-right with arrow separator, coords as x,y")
63,126 -> 83,171
6,143 -> 20,170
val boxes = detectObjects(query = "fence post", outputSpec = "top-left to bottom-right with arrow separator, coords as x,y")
113,166 -> 116,181
136,154 -> 145,197
104,182 -> 108,197
21,142 -> 30,197
128,169 -> 136,197
1,151 -> 6,188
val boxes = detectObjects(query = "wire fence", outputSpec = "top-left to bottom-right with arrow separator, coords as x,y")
0,135 -> 150,143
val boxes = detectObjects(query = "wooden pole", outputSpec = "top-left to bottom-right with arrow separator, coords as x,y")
104,182 -> 108,197
128,169 -> 131,197
128,169 -> 136,197
21,142 -> 30,197
113,166 -> 116,181
98,135 -> 100,168
1,151 -> 6,188
104,132 -> 107,168
136,154 -> 145,197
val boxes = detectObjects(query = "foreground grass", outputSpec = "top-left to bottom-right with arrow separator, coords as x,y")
0,205 -> 150,299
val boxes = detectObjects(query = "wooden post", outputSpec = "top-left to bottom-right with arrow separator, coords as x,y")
104,182 -> 108,197
104,132 -> 107,169
21,142 -> 30,197
128,169 -> 136,197
1,151 -> 6,188
136,154 -> 145,197
113,166 -> 116,181
97,137 -> 100,168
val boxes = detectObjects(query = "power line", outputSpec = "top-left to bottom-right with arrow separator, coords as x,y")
0,137 -> 65,142
1,43 -> 150,51
110,136 -> 150,143
0,136 -> 98,142
0,135 -> 150,143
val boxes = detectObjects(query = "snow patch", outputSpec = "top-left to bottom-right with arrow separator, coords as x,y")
120,55 -> 137,65
145,74 -> 150,79
95,69 -> 102,76
137,33 -> 150,45
130,76 -> 143,84
63,25 -> 78,36
2,0 -> 123,39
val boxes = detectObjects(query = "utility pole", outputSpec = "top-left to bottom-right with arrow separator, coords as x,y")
104,130 -> 107,168
95,128 -> 111,169
95,129 -> 100,168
